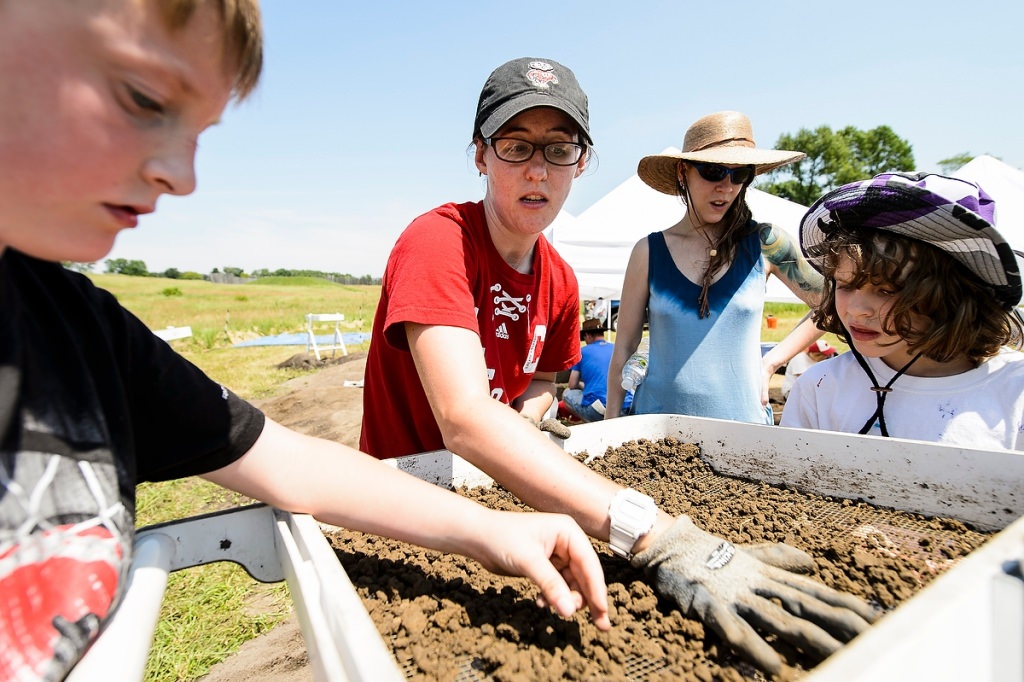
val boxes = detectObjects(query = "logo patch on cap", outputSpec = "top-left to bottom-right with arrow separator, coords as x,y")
525,61 -> 558,89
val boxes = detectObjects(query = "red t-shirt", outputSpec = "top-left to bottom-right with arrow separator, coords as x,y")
360,201 -> 580,459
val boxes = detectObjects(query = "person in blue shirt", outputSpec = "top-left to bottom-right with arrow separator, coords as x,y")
561,318 -> 631,422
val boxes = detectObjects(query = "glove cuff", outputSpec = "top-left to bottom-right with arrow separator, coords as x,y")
631,515 -> 741,575
629,515 -> 697,568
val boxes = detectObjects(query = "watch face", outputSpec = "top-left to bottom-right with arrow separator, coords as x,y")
616,498 -> 648,524
608,490 -> 656,559
609,490 -> 657,550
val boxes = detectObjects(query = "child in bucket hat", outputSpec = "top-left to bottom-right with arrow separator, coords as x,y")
781,172 -> 1024,450
606,111 -> 827,426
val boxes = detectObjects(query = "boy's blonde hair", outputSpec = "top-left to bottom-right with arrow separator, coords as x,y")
159,0 -> 263,101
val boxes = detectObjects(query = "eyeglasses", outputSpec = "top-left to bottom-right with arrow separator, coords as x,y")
485,137 -> 584,166
691,162 -> 755,185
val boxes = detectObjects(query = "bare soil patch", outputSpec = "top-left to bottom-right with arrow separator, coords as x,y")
257,351 -> 367,448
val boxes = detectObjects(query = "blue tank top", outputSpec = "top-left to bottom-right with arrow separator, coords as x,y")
631,224 -> 771,424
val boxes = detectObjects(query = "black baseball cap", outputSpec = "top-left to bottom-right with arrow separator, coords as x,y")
474,57 -> 592,145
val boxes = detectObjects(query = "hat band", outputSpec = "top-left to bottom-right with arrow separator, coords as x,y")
689,137 -> 755,153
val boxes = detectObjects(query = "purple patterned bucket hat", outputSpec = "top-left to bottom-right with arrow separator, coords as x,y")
801,172 -> 1022,308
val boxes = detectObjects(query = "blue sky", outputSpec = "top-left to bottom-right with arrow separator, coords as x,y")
103,0 -> 1024,277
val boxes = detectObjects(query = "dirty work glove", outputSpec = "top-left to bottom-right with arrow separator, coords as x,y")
522,414 -> 572,439
631,516 -> 878,675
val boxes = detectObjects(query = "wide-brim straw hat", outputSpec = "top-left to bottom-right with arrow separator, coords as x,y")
800,172 -> 1022,308
638,111 -> 805,196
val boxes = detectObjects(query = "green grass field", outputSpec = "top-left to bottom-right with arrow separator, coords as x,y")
89,273 -> 379,680
91,273 -> 824,680
91,273 -> 379,397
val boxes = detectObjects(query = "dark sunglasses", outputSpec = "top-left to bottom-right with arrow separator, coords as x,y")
691,162 -> 755,185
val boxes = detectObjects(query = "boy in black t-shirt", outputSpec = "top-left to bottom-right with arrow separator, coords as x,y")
0,3 -> 611,678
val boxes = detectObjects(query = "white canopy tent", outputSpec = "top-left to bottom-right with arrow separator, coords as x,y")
953,155 -> 1024,253
549,148 -> 809,303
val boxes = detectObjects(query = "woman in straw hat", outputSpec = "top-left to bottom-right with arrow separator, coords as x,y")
606,111 -> 827,424
782,172 -> 1024,449
359,64 -> 876,673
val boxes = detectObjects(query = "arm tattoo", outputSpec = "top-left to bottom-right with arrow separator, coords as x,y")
760,224 -> 824,294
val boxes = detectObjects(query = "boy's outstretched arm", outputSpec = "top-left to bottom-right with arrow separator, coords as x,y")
202,418 -> 611,630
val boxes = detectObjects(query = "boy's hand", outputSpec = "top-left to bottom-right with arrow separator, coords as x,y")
631,516 -> 878,675
477,510 -> 611,630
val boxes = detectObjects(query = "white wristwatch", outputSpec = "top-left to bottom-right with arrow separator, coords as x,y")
607,488 -> 657,559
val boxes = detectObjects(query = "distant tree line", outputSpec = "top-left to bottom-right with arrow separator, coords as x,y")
91,259 -> 381,284
247,268 -> 379,285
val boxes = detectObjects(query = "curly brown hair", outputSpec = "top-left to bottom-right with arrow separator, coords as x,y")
811,227 -> 1023,363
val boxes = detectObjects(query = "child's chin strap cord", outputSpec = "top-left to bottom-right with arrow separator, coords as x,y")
848,345 -> 923,437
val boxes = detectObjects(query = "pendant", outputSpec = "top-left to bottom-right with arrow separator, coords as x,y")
709,249 -> 717,257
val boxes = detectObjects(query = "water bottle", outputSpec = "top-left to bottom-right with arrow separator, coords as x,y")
621,337 -> 650,392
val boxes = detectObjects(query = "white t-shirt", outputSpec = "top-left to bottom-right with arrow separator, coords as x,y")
780,348 -> 1024,451
781,350 -> 819,399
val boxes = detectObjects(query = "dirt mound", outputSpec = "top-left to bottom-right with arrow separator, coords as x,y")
254,352 -> 367,448
197,615 -> 311,682
275,351 -> 362,371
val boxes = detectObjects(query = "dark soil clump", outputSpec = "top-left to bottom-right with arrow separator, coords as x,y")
275,350 -> 365,370
325,437 -> 990,681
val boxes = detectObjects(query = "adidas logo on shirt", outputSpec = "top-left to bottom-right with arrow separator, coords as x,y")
495,323 -> 509,339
